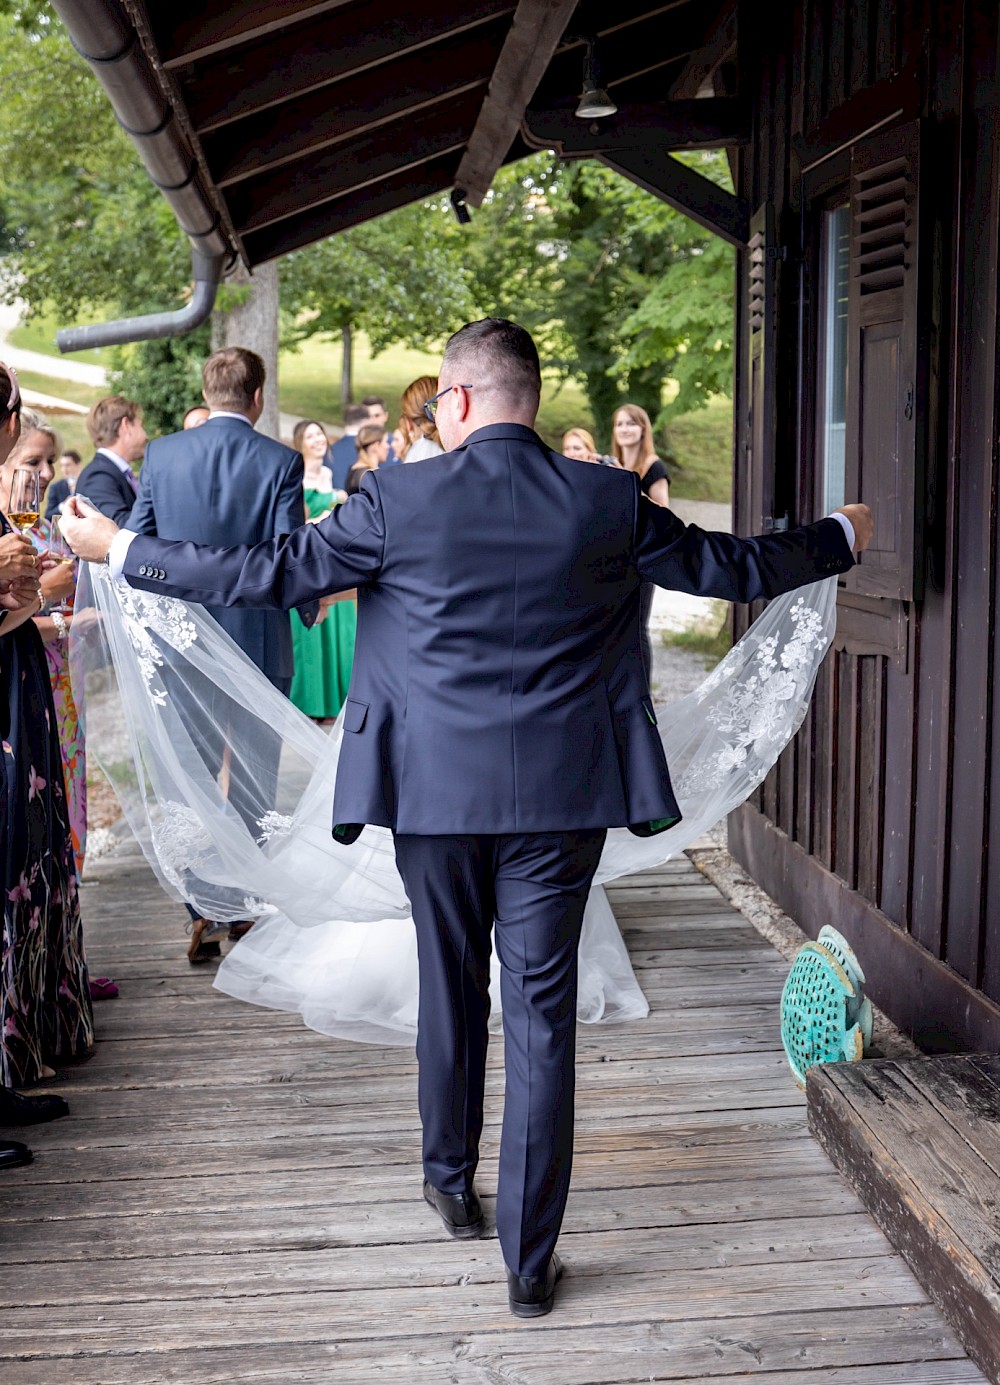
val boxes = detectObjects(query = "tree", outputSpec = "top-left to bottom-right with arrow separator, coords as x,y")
279,206 -> 476,409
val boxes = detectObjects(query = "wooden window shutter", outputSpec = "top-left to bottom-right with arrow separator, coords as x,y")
746,203 -> 779,531
844,120 -> 922,600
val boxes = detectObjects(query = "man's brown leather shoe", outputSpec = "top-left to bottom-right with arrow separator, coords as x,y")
422,1179 -> 485,1239
507,1253 -> 563,1318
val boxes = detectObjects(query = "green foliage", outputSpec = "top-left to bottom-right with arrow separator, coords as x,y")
465,152 -> 735,448
279,204 -> 476,358
108,329 -> 210,436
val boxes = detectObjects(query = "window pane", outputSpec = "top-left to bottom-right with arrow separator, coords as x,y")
820,205 -> 849,512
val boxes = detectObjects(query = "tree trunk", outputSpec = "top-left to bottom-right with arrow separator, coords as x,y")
340,324 -> 353,411
210,260 -> 281,440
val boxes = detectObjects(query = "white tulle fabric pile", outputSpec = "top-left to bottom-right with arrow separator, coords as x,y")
71,566 -> 837,1045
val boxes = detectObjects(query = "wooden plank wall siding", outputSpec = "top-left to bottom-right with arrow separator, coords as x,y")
730,0 -> 1000,1053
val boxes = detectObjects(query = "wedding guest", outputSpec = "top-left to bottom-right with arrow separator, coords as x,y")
325,403 -> 368,490
362,394 -> 398,466
76,394 -> 147,525
398,376 -> 443,462
289,419 -> 356,721
0,368 -> 94,1107
345,424 -> 389,496
611,404 -> 671,684
43,448 -> 82,520
561,428 -> 599,462
391,425 -> 406,459
182,405 -> 210,430
0,412 -> 87,874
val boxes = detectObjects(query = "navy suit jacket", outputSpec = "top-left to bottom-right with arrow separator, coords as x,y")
324,435 -> 358,490
127,416 -> 312,681
122,423 -> 854,835
76,453 -> 137,527
44,477 -> 72,520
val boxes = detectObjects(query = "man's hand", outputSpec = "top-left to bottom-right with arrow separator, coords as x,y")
0,530 -> 37,585
835,503 -> 874,553
59,495 -> 120,564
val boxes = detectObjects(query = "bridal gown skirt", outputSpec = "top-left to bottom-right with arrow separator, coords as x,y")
71,565 -> 839,1047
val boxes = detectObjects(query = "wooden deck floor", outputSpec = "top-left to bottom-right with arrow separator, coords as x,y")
0,845 -> 987,1384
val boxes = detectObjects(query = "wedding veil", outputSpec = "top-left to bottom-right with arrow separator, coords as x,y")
71,565 -> 838,1045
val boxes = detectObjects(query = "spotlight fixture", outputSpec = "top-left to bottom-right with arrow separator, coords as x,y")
451,187 -> 472,225
575,38 -> 617,120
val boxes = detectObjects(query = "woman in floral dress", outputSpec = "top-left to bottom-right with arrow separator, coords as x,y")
0,388 -> 93,1087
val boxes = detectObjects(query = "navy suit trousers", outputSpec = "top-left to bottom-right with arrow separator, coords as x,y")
393,829 -> 606,1277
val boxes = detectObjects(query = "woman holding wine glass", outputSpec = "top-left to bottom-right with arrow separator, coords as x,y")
0,384 -> 94,1104
0,411 -> 88,872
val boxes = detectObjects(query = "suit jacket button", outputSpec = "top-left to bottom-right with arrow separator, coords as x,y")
139,565 -> 147,576
160,569 -> 166,579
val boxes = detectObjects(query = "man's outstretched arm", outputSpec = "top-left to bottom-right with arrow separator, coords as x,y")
635,498 -> 872,602
59,476 -> 386,609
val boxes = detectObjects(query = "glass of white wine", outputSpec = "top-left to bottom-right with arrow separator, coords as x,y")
7,468 -> 41,533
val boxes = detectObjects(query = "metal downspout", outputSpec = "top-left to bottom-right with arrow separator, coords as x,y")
48,0 -> 234,352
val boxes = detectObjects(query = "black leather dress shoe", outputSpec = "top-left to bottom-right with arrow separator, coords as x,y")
0,1140 -> 32,1170
507,1253 -> 563,1318
0,1087 -> 69,1126
422,1178 -> 485,1239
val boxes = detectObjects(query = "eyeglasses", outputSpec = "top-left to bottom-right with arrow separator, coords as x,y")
423,384 -> 474,423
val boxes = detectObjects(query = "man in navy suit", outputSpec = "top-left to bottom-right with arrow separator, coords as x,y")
63,320 -> 871,1316
75,396 -> 147,525
127,346 -> 315,960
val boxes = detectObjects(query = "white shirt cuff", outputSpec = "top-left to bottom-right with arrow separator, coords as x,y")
108,528 -> 138,582
827,511 -> 855,552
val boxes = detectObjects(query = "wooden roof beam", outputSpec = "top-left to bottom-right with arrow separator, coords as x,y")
178,0 -> 515,135
454,0 -> 580,210
599,147 -> 749,246
229,92 -> 483,235
152,0 -> 355,68
242,155 -> 463,265
667,0 -> 737,100
200,25 -> 504,186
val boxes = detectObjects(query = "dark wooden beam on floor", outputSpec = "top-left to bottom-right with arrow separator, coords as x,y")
668,0 -> 737,98
242,156 -> 463,265
177,0 -> 515,135
151,0 -> 355,68
522,98 -> 751,156
200,24 -> 504,186
453,0 -> 580,209
229,92 -> 483,235
599,147 -> 749,246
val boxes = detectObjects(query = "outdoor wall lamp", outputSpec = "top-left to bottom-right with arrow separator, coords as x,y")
575,38 -> 617,120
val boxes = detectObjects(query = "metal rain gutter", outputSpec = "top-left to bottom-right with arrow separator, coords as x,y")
49,0 -> 234,352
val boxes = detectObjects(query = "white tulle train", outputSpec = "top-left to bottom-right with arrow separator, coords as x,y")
71,568 -> 838,1045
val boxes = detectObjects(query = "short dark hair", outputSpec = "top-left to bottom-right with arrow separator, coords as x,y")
343,403 -> 369,428
361,394 -> 385,409
88,394 -> 141,447
203,347 -> 265,412
441,318 -> 541,409
60,449 -> 82,464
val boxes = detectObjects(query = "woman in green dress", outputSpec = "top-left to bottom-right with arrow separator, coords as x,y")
289,420 -> 356,720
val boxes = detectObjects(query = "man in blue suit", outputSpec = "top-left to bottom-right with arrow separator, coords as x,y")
325,402 -> 368,490
127,346 -> 315,960
75,395 -> 147,525
63,320 -> 871,1317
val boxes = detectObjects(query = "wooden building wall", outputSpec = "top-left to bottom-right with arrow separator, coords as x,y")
728,0 -> 1000,1051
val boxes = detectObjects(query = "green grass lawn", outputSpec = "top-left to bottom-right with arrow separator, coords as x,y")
9,327 -> 734,503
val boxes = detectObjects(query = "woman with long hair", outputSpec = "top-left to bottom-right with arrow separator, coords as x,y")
0,376 -> 93,1100
561,428 -> 600,463
288,420 -> 355,721
397,376 -> 444,463
611,404 -> 671,683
